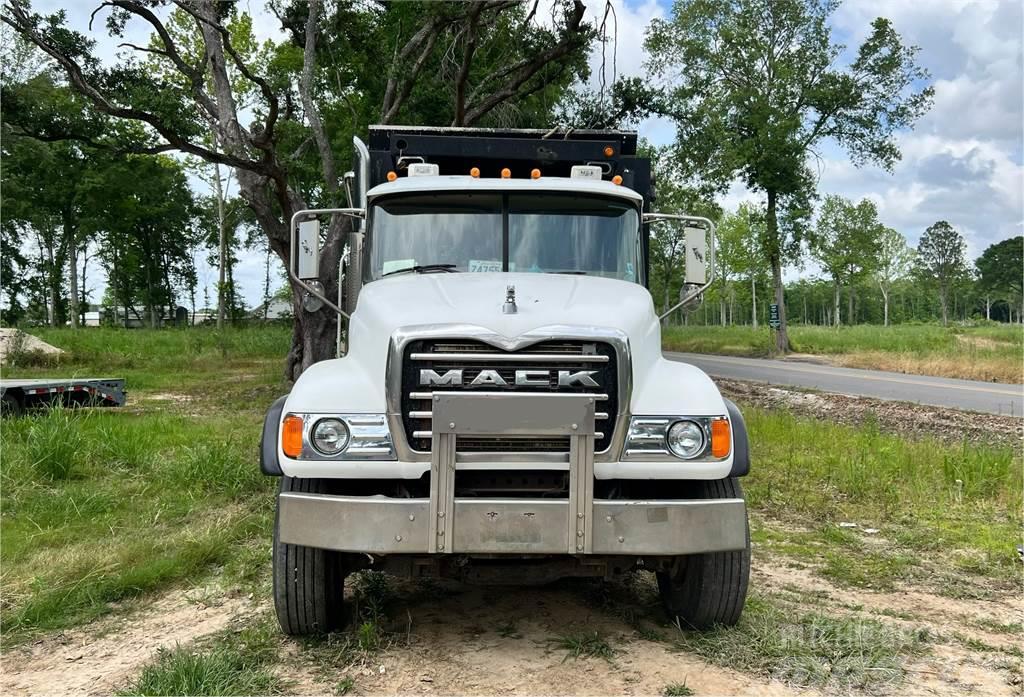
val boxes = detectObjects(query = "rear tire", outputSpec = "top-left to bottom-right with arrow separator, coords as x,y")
1,392 -> 22,418
272,477 -> 348,635
656,477 -> 750,629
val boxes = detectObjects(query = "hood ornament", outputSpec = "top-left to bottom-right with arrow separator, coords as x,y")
502,285 -> 518,315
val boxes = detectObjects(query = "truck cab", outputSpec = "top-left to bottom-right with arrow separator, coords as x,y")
262,126 -> 750,635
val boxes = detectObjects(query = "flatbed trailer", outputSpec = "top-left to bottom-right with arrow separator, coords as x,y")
0,378 -> 126,415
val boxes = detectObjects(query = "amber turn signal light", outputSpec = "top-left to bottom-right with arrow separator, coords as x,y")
612,175 -> 623,185
470,167 -> 480,178
500,167 -> 512,179
604,145 -> 614,157
531,168 -> 541,179
711,419 -> 731,458
386,171 -> 398,182
282,414 -> 304,458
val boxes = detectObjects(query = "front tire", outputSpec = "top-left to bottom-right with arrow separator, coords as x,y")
272,477 -> 347,635
656,477 -> 750,629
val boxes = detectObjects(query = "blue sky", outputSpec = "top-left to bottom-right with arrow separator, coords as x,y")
33,0 -> 1024,307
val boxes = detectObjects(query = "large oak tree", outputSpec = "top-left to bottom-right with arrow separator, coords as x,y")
3,0 -> 598,378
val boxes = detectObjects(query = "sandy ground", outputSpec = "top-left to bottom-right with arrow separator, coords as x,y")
2,556 -> 1019,697
0,329 -> 63,363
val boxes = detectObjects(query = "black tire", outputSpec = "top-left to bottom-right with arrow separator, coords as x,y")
272,477 -> 348,635
656,477 -> 750,629
1,392 -> 22,418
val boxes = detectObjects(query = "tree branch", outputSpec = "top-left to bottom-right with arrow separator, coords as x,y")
299,0 -> 338,194
1,1 -> 259,172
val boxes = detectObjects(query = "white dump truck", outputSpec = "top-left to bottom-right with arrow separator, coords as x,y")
261,126 -> 750,634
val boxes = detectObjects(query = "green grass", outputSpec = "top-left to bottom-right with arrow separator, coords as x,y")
548,630 -> 618,662
116,615 -> 285,696
662,323 -> 1023,382
663,682 -> 695,696
743,405 -> 1022,587
672,594 -> 932,692
0,327 -> 290,644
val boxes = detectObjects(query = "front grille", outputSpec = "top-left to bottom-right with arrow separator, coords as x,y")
401,339 -> 618,453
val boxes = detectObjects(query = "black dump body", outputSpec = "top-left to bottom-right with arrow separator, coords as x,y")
365,125 -> 655,282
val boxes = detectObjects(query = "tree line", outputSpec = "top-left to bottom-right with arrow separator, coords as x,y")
648,192 -> 1023,328
1,0 -> 1019,376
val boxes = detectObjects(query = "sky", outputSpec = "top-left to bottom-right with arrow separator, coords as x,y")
31,0 -> 1024,308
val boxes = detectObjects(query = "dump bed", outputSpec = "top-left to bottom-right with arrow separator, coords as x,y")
365,125 -> 653,205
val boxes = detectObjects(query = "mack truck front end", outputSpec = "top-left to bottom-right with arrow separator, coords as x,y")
261,126 -> 750,635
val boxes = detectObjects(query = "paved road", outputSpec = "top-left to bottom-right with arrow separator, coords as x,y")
666,352 -> 1024,417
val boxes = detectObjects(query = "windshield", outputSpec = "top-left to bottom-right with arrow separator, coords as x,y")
368,192 -> 641,282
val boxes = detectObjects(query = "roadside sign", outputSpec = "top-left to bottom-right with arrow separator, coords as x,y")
769,303 -> 780,329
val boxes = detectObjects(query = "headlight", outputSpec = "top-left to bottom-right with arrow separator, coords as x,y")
666,419 -> 705,459
311,418 -> 350,455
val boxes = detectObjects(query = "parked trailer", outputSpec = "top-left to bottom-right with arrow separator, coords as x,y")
0,378 -> 126,415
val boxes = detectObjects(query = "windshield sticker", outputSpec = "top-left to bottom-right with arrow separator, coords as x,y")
382,259 -> 416,275
625,262 -> 635,281
468,259 -> 502,273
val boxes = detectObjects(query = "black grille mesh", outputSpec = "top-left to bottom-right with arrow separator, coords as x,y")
401,339 -> 617,453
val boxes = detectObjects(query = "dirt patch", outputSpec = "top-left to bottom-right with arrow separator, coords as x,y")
0,329 -> 63,364
283,581 -> 813,697
0,590 -> 258,696
756,561 -> 1023,696
717,378 -> 1024,448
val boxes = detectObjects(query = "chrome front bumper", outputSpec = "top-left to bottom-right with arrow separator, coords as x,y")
279,493 -> 747,555
279,393 -> 747,556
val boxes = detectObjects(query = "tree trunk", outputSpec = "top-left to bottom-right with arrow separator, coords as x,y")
765,190 -> 789,353
750,274 -> 757,329
80,243 -> 89,325
214,158 -> 227,330
939,286 -> 949,326
833,282 -> 841,327
69,242 -> 79,329
882,287 -> 890,327
847,286 -> 854,326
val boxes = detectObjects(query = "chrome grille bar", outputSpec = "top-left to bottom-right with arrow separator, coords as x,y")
409,391 -> 608,401
410,352 -> 609,363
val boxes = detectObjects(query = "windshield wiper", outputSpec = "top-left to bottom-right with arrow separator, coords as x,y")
383,264 -> 459,277
545,270 -> 588,275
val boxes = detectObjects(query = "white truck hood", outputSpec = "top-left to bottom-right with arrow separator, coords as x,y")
354,272 -> 654,339
291,272 -> 725,418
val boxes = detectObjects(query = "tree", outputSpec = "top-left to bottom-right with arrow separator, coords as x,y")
716,203 -> 766,327
975,236 -> 1023,322
810,195 -> 884,326
874,227 -> 913,327
3,0 -> 599,378
645,0 -> 933,351
646,146 -> 721,323
916,221 -> 967,326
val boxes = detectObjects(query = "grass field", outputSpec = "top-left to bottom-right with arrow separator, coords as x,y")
662,323 -> 1024,383
1,326 -> 1021,693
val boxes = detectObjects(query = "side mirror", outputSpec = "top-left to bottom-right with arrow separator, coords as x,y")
289,208 -> 366,319
642,213 -> 716,320
297,219 -> 321,280
683,224 -> 708,286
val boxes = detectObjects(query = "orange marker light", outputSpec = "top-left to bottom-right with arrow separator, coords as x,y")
282,414 -> 304,458
501,167 -> 512,179
612,175 -> 623,185
711,419 -> 731,458
386,171 -> 398,182
470,167 -> 480,178
604,146 -> 614,157
531,168 -> 541,179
